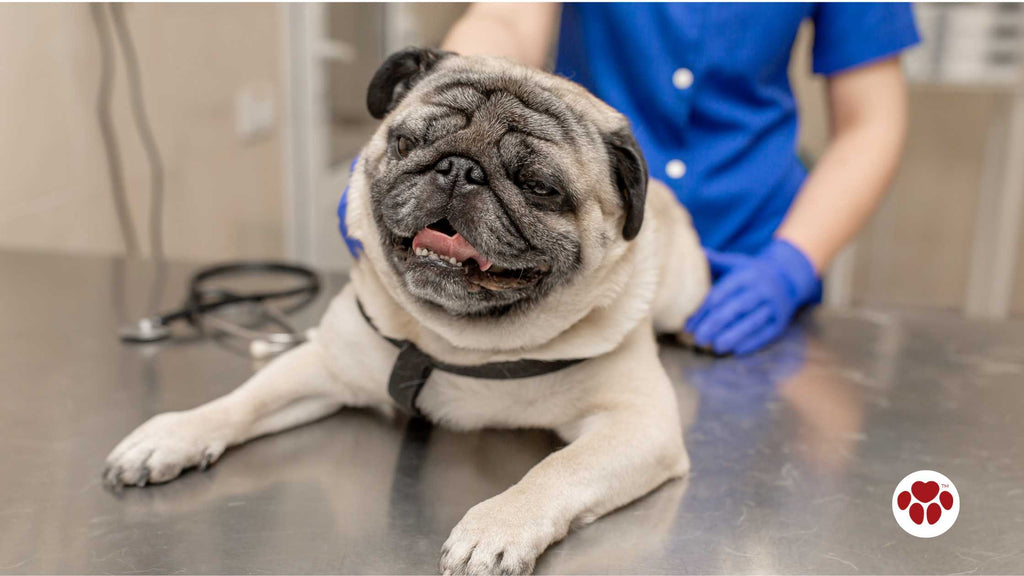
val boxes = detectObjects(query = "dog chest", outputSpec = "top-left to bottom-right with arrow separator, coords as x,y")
414,369 -> 593,430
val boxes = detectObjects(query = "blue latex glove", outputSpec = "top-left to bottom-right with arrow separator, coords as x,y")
684,239 -> 822,356
338,156 -> 363,259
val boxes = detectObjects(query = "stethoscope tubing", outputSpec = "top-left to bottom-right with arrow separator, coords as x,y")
121,261 -> 321,354
160,261 -> 320,326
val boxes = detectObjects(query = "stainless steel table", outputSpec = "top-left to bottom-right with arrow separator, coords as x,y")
1,249 -> 1023,574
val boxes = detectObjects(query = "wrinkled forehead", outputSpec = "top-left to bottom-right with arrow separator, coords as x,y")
399,55 -> 624,144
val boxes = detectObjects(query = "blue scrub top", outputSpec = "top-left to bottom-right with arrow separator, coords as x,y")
555,3 -> 919,255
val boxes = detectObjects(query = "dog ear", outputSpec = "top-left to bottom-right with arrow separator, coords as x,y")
604,126 -> 649,241
367,47 -> 452,119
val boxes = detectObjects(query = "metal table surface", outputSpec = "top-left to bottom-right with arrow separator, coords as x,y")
1,248 -> 1023,574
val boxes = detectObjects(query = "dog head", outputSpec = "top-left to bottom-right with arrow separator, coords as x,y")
350,48 -> 648,320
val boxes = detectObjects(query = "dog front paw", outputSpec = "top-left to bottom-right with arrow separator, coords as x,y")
440,492 -> 565,575
103,410 -> 231,489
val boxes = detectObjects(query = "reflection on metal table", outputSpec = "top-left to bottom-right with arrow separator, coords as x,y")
1,249 -> 1023,574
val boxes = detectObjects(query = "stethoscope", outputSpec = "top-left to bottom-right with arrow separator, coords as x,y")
119,262 -> 321,359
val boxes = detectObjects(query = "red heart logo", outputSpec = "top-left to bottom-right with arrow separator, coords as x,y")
912,481 -> 940,503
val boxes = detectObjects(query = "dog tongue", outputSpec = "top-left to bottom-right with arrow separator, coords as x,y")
412,228 -> 493,271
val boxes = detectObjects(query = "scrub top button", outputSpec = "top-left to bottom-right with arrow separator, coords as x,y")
666,159 -> 687,179
672,68 -> 694,90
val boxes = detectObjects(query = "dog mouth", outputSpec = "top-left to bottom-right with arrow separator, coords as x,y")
393,218 -> 549,291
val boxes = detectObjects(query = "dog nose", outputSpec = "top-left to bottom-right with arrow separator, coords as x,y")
434,156 -> 487,188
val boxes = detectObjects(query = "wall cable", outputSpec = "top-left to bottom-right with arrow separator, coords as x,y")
92,3 -> 168,314
90,3 -> 140,257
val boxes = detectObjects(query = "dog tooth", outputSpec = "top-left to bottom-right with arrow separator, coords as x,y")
449,257 -> 457,265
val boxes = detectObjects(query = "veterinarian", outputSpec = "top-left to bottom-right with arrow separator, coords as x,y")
342,3 -> 919,355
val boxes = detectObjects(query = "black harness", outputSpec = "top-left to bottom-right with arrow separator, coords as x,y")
357,300 -> 588,416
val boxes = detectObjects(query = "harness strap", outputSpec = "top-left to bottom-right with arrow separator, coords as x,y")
356,299 -> 587,415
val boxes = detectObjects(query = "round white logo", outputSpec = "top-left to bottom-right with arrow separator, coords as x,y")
892,470 -> 959,538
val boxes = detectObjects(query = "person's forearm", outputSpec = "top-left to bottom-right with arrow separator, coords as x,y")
776,58 -> 908,273
442,3 -> 559,68
776,119 -> 904,272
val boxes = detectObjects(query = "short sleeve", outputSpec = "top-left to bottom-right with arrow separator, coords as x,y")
811,3 -> 920,76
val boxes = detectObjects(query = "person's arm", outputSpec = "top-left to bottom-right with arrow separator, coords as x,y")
442,3 -> 561,68
686,56 -> 909,355
775,57 -> 909,272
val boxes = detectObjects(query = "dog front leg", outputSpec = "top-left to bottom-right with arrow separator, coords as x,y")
439,401 -> 688,575
104,340 -> 377,488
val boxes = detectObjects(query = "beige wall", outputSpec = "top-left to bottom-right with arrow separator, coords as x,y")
1014,198 -> 1024,315
853,89 -> 995,311
0,3 -> 284,262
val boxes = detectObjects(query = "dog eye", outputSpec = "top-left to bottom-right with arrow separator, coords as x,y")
396,135 -> 415,158
522,180 -> 558,197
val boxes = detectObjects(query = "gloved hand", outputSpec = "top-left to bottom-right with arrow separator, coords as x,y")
338,156 -> 364,259
684,239 -> 822,356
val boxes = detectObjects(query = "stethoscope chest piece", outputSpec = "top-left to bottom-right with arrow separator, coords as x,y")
119,316 -> 172,343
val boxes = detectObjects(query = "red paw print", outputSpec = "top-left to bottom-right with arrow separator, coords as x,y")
893,471 -> 959,538
896,481 -> 954,525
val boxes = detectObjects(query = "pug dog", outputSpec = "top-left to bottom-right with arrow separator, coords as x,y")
103,48 -> 709,575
